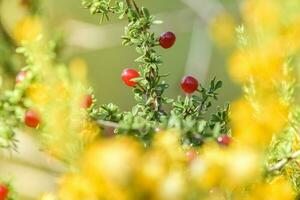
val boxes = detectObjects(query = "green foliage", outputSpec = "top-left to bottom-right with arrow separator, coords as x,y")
83,0 -> 230,146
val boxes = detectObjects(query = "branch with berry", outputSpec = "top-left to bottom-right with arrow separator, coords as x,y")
83,0 -> 231,146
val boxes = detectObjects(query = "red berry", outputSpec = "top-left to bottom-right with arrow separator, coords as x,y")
16,71 -> 27,84
25,110 -> 40,128
81,95 -> 93,109
181,76 -> 199,94
159,32 -> 176,49
186,149 -> 197,162
121,68 -> 140,87
217,135 -> 231,146
0,185 -> 8,200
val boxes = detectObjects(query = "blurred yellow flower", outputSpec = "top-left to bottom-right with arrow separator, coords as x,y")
40,193 -> 57,200
211,12 -> 236,48
13,16 -> 42,44
242,0 -> 280,29
59,174 -> 98,200
26,83 -> 50,106
79,120 -> 101,144
243,176 -> 295,200
82,137 -> 141,186
69,58 -> 88,83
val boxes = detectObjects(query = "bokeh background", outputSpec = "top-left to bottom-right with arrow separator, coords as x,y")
0,0 -> 241,199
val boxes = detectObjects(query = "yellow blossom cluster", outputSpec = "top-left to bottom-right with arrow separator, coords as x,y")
38,130 -> 294,200
225,0 -> 300,195
21,37 -> 100,162
13,15 -> 42,44
229,0 -> 300,148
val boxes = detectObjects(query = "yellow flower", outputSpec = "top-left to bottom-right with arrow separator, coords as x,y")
243,176 -> 295,200
13,16 -> 42,44
40,193 -> 57,200
79,120 -> 101,144
242,0 -> 280,29
82,137 -> 141,186
210,12 -> 236,48
157,171 -> 186,200
152,130 -> 184,162
59,174 -> 98,200
69,58 -> 88,83
228,50 -> 252,83
26,83 -> 50,106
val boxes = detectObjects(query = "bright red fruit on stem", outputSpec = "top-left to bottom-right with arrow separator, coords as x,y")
121,68 -> 140,87
186,149 -> 198,162
217,135 -> 231,146
81,94 -> 93,109
16,71 -> 27,84
159,32 -> 176,49
0,185 -> 8,200
25,110 -> 40,128
181,76 -> 199,94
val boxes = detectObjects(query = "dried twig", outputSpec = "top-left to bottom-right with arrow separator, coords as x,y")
268,150 -> 300,172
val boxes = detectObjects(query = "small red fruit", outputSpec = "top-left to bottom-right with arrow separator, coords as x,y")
121,68 -> 140,87
186,149 -> 197,163
0,185 -> 8,200
181,76 -> 199,94
159,32 -> 176,49
217,135 -> 231,146
81,95 -> 93,109
25,110 -> 40,128
16,71 -> 27,84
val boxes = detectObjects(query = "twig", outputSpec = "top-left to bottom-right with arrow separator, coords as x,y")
125,0 -> 132,8
268,149 -> 300,172
131,0 -> 140,15
97,120 -> 119,128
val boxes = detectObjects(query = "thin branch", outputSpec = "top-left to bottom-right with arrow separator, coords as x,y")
131,0 -> 140,15
125,0 -> 132,8
268,149 -> 300,172
97,120 -> 119,128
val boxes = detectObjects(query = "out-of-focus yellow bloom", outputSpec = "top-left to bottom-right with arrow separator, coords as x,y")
190,142 -> 260,189
230,98 -> 266,146
82,137 -> 141,185
242,0 -> 280,29
157,171 -> 186,200
228,51 -> 252,83
225,146 -> 260,187
26,83 -> 50,106
152,130 -> 184,162
13,16 -> 42,44
231,97 -> 289,147
138,149 -> 168,191
59,174 -> 98,200
40,193 -> 57,200
242,176 -> 295,200
210,12 -> 236,48
69,58 -> 88,83
229,45 -> 284,84
79,120 -> 101,143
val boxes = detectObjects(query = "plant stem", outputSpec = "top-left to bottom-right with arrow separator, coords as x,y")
268,149 -> 300,172
130,0 -> 140,15
125,0 -> 132,8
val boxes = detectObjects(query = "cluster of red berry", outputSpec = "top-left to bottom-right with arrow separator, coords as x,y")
121,31 -> 231,155
0,185 -> 8,200
16,72 -> 93,129
18,31 -> 230,147
121,31 -> 200,94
